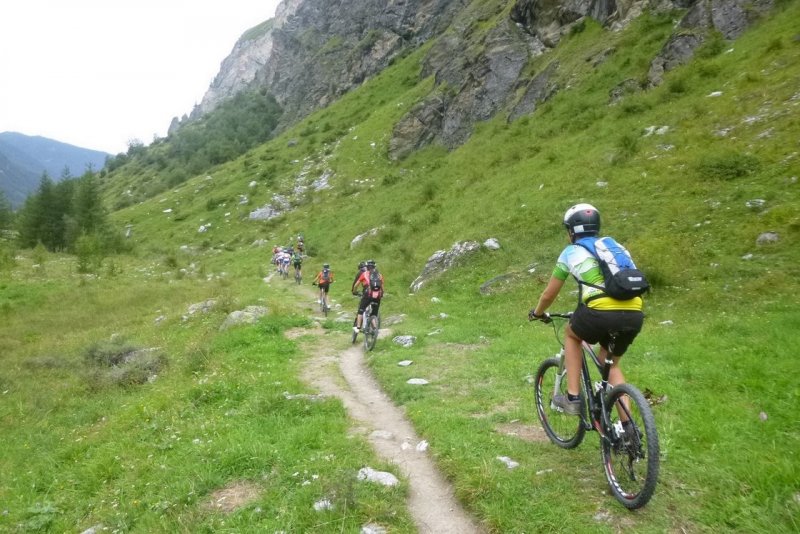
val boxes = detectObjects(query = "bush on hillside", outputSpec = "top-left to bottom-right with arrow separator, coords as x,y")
84,340 -> 167,390
696,151 -> 760,180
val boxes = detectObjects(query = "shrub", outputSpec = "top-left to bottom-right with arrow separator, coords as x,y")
696,152 -> 760,180
612,132 -> 640,164
697,31 -> 727,59
84,340 -> 167,389
75,234 -> 104,274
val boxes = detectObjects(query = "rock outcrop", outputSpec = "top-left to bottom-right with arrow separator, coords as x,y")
186,0 -> 776,158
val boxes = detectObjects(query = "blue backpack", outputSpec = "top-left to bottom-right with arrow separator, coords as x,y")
575,236 -> 650,301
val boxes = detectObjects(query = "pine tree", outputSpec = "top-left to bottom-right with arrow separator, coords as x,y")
73,172 -> 106,235
0,190 -> 12,230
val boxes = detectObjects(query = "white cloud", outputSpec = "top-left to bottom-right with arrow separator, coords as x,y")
0,0 -> 281,154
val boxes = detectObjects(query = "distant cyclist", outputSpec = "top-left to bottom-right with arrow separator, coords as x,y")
280,248 -> 291,277
313,263 -> 335,309
292,250 -> 303,279
351,259 -> 384,335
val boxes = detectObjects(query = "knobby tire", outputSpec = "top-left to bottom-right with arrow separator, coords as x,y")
534,357 -> 585,449
364,313 -> 378,351
601,383 -> 660,509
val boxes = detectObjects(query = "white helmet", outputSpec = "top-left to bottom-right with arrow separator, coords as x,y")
563,203 -> 601,238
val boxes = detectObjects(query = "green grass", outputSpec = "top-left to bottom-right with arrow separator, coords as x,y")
4,2 -> 800,532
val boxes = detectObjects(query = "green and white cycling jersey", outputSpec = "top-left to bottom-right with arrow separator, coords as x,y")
552,244 -> 643,311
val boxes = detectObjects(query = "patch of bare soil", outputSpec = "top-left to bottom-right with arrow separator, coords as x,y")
201,480 -> 261,513
495,421 -> 550,443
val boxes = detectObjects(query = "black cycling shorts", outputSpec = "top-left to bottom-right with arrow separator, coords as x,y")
569,306 -> 644,357
318,282 -> 330,293
358,293 -> 380,315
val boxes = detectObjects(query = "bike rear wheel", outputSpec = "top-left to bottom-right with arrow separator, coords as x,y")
601,383 -> 660,509
534,357 -> 585,449
364,314 -> 378,351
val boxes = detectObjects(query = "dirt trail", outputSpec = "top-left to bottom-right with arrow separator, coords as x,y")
303,341 -> 483,533
287,286 -> 483,532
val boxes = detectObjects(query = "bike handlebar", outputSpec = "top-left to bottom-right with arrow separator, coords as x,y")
528,311 -> 572,324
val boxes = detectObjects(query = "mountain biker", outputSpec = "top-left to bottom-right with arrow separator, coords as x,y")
528,204 -> 644,416
349,261 -> 367,330
352,261 -> 367,289
297,235 -> 305,254
292,250 -> 303,279
280,248 -> 291,276
313,263 -> 335,308
271,245 -> 281,272
352,259 -> 384,335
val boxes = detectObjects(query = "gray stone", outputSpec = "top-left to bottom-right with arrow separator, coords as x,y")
483,238 -> 501,250
361,524 -> 388,534
756,232 -> 779,245
357,467 -> 399,487
497,456 -> 520,469
187,299 -> 217,315
393,335 -> 417,347
220,306 -> 269,330
410,241 -> 480,292
350,227 -> 383,248
609,78 -> 641,104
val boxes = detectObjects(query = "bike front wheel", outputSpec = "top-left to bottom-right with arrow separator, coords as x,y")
534,357 -> 585,449
601,383 -> 660,509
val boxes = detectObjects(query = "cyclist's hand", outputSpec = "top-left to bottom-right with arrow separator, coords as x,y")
528,309 -> 552,323
312,282 -> 317,286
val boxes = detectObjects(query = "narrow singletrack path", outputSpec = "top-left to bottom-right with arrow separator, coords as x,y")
280,277 -> 483,533
302,338 -> 483,533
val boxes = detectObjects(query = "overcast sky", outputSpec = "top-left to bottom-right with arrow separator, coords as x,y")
0,1 -> 282,155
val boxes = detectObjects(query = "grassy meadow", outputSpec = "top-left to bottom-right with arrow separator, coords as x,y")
2,3 -> 800,532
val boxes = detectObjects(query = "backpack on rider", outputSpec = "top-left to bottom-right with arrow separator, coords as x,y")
575,236 -> 650,300
368,269 -> 383,298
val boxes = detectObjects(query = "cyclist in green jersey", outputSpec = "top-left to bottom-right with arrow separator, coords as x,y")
529,204 -> 645,415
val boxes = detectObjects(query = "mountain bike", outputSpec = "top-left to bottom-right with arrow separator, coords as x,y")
532,312 -> 659,509
294,266 -> 302,285
315,286 -> 329,317
362,301 -> 380,351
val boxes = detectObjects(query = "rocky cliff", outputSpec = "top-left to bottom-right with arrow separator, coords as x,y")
189,0 -> 775,157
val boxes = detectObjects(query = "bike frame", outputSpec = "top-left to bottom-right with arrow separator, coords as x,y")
549,317 -> 631,445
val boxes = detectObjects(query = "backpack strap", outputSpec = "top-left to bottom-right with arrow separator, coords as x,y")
572,238 -> 607,303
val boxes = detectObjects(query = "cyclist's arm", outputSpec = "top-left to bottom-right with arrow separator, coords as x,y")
532,275 -> 565,316
352,272 -> 365,293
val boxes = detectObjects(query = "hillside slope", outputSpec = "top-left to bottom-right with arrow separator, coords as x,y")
3,1 -> 799,532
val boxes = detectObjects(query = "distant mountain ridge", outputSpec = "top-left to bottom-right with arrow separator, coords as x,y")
0,132 -> 109,207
